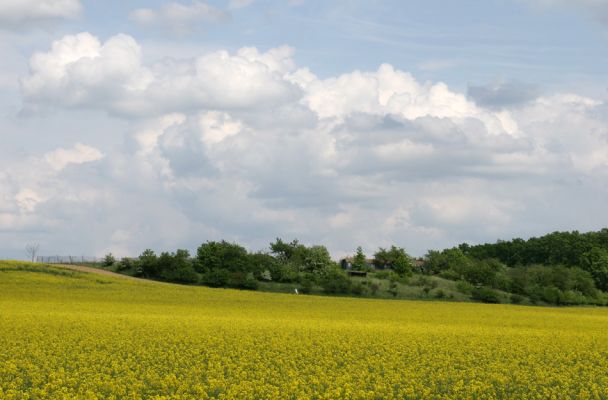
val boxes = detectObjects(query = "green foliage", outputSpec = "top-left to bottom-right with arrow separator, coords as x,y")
471,287 -> 500,303
351,282 -> 367,296
373,246 -> 413,276
116,257 -> 134,272
103,253 -> 116,268
352,246 -> 367,270
455,280 -> 474,295
303,246 -> 333,273
158,250 -> 199,284
196,241 -> 248,273
580,248 -> 608,291
204,268 -> 231,287
270,238 -> 333,274
425,248 -> 470,274
510,294 -> 525,304
369,282 -> 380,296
247,252 -> 277,279
298,274 -> 315,294
319,268 -> 352,294
228,272 -> 259,290
460,228 -> 608,268
138,249 -> 159,278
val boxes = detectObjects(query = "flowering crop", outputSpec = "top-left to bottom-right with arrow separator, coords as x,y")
1,261 -> 608,399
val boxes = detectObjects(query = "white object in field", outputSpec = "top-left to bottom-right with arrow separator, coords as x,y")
294,288 -> 299,295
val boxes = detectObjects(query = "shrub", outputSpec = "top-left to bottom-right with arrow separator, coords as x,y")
320,268 -> 352,294
456,280 -> 474,295
374,270 -> 391,280
471,287 -> 500,303
298,275 -> 315,294
103,253 -> 116,268
434,289 -> 446,299
388,281 -> 399,297
116,258 -> 133,272
229,272 -> 258,290
204,269 -> 231,287
351,282 -> 367,296
510,294 -> 525,304
369,282 -> 380,296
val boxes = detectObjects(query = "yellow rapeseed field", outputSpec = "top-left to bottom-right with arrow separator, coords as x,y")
1,261 -> 608,399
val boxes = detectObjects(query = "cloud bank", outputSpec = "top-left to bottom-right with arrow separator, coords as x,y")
7,32 -> 608,258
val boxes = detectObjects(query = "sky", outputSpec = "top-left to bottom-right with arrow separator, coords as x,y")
1,0 -> 607,259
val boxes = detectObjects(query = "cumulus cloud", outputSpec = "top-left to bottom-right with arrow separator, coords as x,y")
21,33 -> 300,116
7,33 -> 608,258
130,1 -> 230,34
44,143 -> 104,171
0,0 -> 81,30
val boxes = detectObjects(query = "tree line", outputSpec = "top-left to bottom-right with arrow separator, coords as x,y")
425,229 -> 608,305
106,239 -> 413,295
102,228 -> 608,306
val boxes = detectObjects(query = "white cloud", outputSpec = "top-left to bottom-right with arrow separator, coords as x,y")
0,0 -> 81,29
6,34 -> 608,258
130,1 -> 230,33
21,33 -> 299,116
14,188 -> 45,213
44,143 -> 104,171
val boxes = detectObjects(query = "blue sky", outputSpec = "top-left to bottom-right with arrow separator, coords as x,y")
1,0 -> 607,259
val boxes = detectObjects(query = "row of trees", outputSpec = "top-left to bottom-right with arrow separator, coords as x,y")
101,228 -> 608,305
108,239 -> 411,294
455,229 -> 608,291
422,229 -> 608,305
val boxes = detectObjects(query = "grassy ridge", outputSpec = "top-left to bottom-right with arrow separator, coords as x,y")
1,261 -> 608,399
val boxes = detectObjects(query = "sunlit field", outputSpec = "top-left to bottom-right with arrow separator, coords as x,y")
1,261 -> 608,399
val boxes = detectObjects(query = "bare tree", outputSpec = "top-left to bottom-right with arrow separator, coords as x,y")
25,243 -> 40,262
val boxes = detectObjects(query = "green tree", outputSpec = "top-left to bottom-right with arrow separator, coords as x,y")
158,249 -> 198,283
303,245 -> 333,273
138,249 -> 159,278
374,246 -> 412,276
352,246 -> 367,270
103,253 -> 116,268
196,241 -> 248,273
319,267 -> 352,294
580,248 -> 608,291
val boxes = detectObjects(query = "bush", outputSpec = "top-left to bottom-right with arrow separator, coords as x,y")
116,257 -> 133,272
103,253 -> 116,268
541,286 -> 565,305
351,282 -> 367,296
204,268 -> 231,287
369,282 -> 380,296
455,280 -> 474,295
229,272 -> 258,290
434,289 -> 446,299
510,294 -> 525,304
471,286 -> 500,303
388,281 -> 399,297
374,270 -> 391,280
320,268 -> 352,294
438,269 -> 461,281
298,275 -> 315,294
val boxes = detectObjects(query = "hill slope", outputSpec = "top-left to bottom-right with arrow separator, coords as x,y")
1,261 -> 608,399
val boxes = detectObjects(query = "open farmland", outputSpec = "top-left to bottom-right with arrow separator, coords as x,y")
1,261 -> 608,399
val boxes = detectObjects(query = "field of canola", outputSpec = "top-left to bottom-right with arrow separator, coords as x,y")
1,261 -> 608,399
